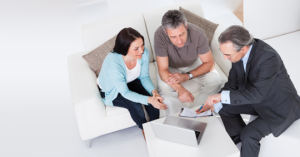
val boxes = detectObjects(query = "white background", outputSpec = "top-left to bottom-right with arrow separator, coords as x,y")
244,0 -> 300,39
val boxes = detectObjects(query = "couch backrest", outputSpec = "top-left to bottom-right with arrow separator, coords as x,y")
81,13 -> 154,62
210,24 -> 231,76
244,0 -> 300,40
142,0 -> 204,61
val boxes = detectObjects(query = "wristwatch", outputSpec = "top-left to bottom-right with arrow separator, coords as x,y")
186,72 -> 193,80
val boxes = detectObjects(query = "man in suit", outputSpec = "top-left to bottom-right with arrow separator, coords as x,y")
197,25 -> 300,157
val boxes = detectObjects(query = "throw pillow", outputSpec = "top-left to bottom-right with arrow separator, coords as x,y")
82,35 -> 117,76
179,7 -> 219,44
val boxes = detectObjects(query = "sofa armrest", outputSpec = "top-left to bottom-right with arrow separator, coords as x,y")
210,24 -> 232,77
208,13 -> 243,77
68,51 -> 106,118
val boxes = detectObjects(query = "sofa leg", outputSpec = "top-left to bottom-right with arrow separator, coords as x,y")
85,139 -> 93,148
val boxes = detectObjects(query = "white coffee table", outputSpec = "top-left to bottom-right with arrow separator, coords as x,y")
143,114 -> 240,157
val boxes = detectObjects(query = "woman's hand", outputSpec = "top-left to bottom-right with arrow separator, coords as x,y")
151,89 -> 164,103
148,96 -> 168,110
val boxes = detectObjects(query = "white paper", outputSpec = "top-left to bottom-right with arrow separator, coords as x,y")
179,107 -> 212,118
180,107 -> 197,117
196,109 -> 212,117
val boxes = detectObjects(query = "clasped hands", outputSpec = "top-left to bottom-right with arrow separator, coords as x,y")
166,73 -> 189,85
148,89 -> 168,110
195,93 -> 221,114
166,72 -> 194,103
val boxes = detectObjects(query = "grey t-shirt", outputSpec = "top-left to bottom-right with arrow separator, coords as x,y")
154,23 -> 210,68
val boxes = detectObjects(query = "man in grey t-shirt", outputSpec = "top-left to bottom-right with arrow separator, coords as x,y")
155,10 -> 222,115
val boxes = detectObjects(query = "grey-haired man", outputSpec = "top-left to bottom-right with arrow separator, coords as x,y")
154,10 -> 222,115
197,25 -> 300,157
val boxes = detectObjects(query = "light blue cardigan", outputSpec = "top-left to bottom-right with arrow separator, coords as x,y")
98,48 -> 155,106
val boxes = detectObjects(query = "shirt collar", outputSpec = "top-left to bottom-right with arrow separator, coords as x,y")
241,45 -> 253,62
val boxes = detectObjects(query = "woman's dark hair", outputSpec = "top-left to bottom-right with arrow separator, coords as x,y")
113,27 -> 144,56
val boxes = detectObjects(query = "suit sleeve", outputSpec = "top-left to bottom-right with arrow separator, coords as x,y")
229,53 -> 279,105
220,64 -> 239,92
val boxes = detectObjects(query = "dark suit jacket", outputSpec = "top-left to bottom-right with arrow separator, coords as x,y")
220,39 -> 300,137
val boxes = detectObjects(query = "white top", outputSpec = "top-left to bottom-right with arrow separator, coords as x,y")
97,60 -> 141,88
126,60 -> 141,83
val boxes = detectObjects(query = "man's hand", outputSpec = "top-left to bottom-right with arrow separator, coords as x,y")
176,87 -> 194,103
205,93 -> 221,106
195,102 -> 215,114
166,73 -> 189,85
195,93 -> 221,114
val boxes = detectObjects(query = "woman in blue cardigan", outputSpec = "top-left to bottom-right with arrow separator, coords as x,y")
98,28 -> 167,139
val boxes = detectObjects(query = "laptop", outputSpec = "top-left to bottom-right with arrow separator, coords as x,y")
150,116 -> 207,147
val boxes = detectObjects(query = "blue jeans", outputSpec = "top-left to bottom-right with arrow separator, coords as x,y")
100,79 -> 159,129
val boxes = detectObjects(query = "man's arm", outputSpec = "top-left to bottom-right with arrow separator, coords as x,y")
156,56 -> 194,103
189,50 -> 215,78
166,50 -> 215,85
197,65 -> 239,113
156,56 -> 184,91
189,27 -> 214,79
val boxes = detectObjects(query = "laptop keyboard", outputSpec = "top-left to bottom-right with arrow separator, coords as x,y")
195,131 -> 201,139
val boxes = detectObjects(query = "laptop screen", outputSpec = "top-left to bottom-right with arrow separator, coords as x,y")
195,131 -> 201,139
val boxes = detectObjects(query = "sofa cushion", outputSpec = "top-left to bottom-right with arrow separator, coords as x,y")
106,103 -> 167,118
149,62 -> 158,90
81,13 -> 154,63
179,7 -> 218,45
82,35 -> 117,76
106,105 -> 129,117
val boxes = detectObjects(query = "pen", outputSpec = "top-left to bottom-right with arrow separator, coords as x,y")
195,104 -> 204,118
198,104 -> 204,112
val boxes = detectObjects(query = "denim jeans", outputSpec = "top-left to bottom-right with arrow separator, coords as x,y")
100,79 -> 159,129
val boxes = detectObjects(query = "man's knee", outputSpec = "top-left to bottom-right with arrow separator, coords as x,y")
205,74 -> 222,89
162,95 -> 183,115
198,71 -> 222,93
240,127 -> 263,143
157,77 -> 174,94
218,105 -> 233,116
159,84 -> 174,94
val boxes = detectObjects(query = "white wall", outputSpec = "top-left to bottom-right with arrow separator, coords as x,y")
244,0 -> 300,39
198,0 -> 242,18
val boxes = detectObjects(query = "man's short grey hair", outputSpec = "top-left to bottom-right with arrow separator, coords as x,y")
161,10 -> 187,30
218,25 -> 254,52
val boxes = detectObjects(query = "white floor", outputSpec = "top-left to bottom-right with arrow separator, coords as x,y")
0,0 -> 242,157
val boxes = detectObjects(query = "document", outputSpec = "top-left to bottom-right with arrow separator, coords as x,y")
179,107 -> 212,118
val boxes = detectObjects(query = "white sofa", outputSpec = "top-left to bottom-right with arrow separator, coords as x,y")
68,0 -> 232,148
